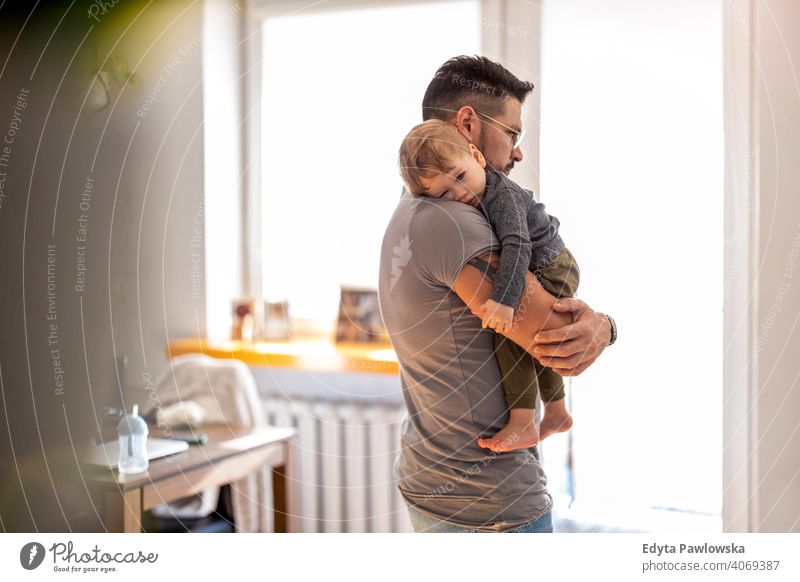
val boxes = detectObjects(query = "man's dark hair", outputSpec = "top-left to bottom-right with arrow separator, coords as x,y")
421,55 -> 534,121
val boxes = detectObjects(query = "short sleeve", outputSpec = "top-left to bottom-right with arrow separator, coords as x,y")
408,199 -> 500,289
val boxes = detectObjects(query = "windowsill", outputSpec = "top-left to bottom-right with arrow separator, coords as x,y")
167,337 -> 398,375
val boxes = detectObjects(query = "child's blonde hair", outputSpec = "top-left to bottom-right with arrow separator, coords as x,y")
398,120 -> 471,195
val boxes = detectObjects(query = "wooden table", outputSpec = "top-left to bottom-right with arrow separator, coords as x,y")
84,426 -> 296,533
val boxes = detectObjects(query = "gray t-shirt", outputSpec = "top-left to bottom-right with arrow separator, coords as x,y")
378,191 -> 552,531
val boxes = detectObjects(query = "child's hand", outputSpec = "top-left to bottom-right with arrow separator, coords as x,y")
477,299 -> 514,333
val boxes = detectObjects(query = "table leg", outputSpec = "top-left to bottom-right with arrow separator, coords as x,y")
272,464 -> 287,532
104,489 -> 142,533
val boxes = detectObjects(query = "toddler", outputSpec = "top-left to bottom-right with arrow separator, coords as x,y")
398,119 -> 579,453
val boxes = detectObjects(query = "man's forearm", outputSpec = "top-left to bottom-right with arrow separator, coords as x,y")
454,253 -> 571,355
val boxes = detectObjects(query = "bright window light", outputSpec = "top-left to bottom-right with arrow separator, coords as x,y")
540,0 -> 723,520
260,1 -> 480,324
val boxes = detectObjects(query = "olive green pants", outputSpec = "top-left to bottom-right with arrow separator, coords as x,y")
495,248 -> 580,410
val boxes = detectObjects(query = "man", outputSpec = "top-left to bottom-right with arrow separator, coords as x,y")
378,56 -> 615,533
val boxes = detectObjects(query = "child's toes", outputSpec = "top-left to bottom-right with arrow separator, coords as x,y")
491,440 -> 508,452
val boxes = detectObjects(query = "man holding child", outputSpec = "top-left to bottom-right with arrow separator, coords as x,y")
378,56 -> 615,533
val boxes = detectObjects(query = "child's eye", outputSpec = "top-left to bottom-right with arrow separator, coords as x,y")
456,172 -> 465,181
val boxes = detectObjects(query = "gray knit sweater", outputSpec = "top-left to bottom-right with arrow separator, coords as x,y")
481,171 -> 565,308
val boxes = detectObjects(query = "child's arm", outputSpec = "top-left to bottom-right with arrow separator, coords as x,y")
477,188 -> 533,331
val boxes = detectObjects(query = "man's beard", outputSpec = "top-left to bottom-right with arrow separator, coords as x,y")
478,130 -> 514,174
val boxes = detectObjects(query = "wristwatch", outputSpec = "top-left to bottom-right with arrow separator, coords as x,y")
604,314 -> 617,346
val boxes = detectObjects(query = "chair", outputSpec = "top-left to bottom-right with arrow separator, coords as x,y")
144,354 -> 273,532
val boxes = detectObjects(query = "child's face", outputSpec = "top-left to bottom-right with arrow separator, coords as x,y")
419,144 -> 487,208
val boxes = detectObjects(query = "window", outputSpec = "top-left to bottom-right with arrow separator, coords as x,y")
260,1 -> 481,325
540,0 -> 723,524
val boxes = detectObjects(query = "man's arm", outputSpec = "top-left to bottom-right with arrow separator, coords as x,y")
453,252 -> 612,376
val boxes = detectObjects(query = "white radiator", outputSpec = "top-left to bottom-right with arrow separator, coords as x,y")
263,397 -> 412,532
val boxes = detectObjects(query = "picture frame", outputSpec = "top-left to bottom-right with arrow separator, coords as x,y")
335,286 -> 387,344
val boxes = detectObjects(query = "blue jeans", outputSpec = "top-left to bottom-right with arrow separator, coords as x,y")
406,501 -> 553,533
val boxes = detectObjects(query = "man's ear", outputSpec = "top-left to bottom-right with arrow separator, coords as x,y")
468,143 -> 487,169
454,105 -> 478,143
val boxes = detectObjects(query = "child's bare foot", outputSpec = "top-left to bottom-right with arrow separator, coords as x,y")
539,398 -> 573,440
477,408 -> 539,453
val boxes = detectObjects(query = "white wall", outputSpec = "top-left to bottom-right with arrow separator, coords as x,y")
93,0 -> 208,403
724,0 -> 800,532
481,0 -> 541,195
0,0 -> 210,529
749,0 -> 800,532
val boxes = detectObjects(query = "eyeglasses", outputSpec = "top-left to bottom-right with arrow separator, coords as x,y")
477,111 -> 525,149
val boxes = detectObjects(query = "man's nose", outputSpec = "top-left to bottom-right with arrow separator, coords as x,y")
512,145 -> 524,163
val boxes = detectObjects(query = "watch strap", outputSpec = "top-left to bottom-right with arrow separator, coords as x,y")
605,314 -> 617,346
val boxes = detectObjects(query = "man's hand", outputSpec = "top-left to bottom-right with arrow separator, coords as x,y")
477,299 -> 514,332
454,253 -> 608,377
532,298 -> 611,377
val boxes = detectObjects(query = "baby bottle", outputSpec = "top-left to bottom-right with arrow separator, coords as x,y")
117,404 -> 149,474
